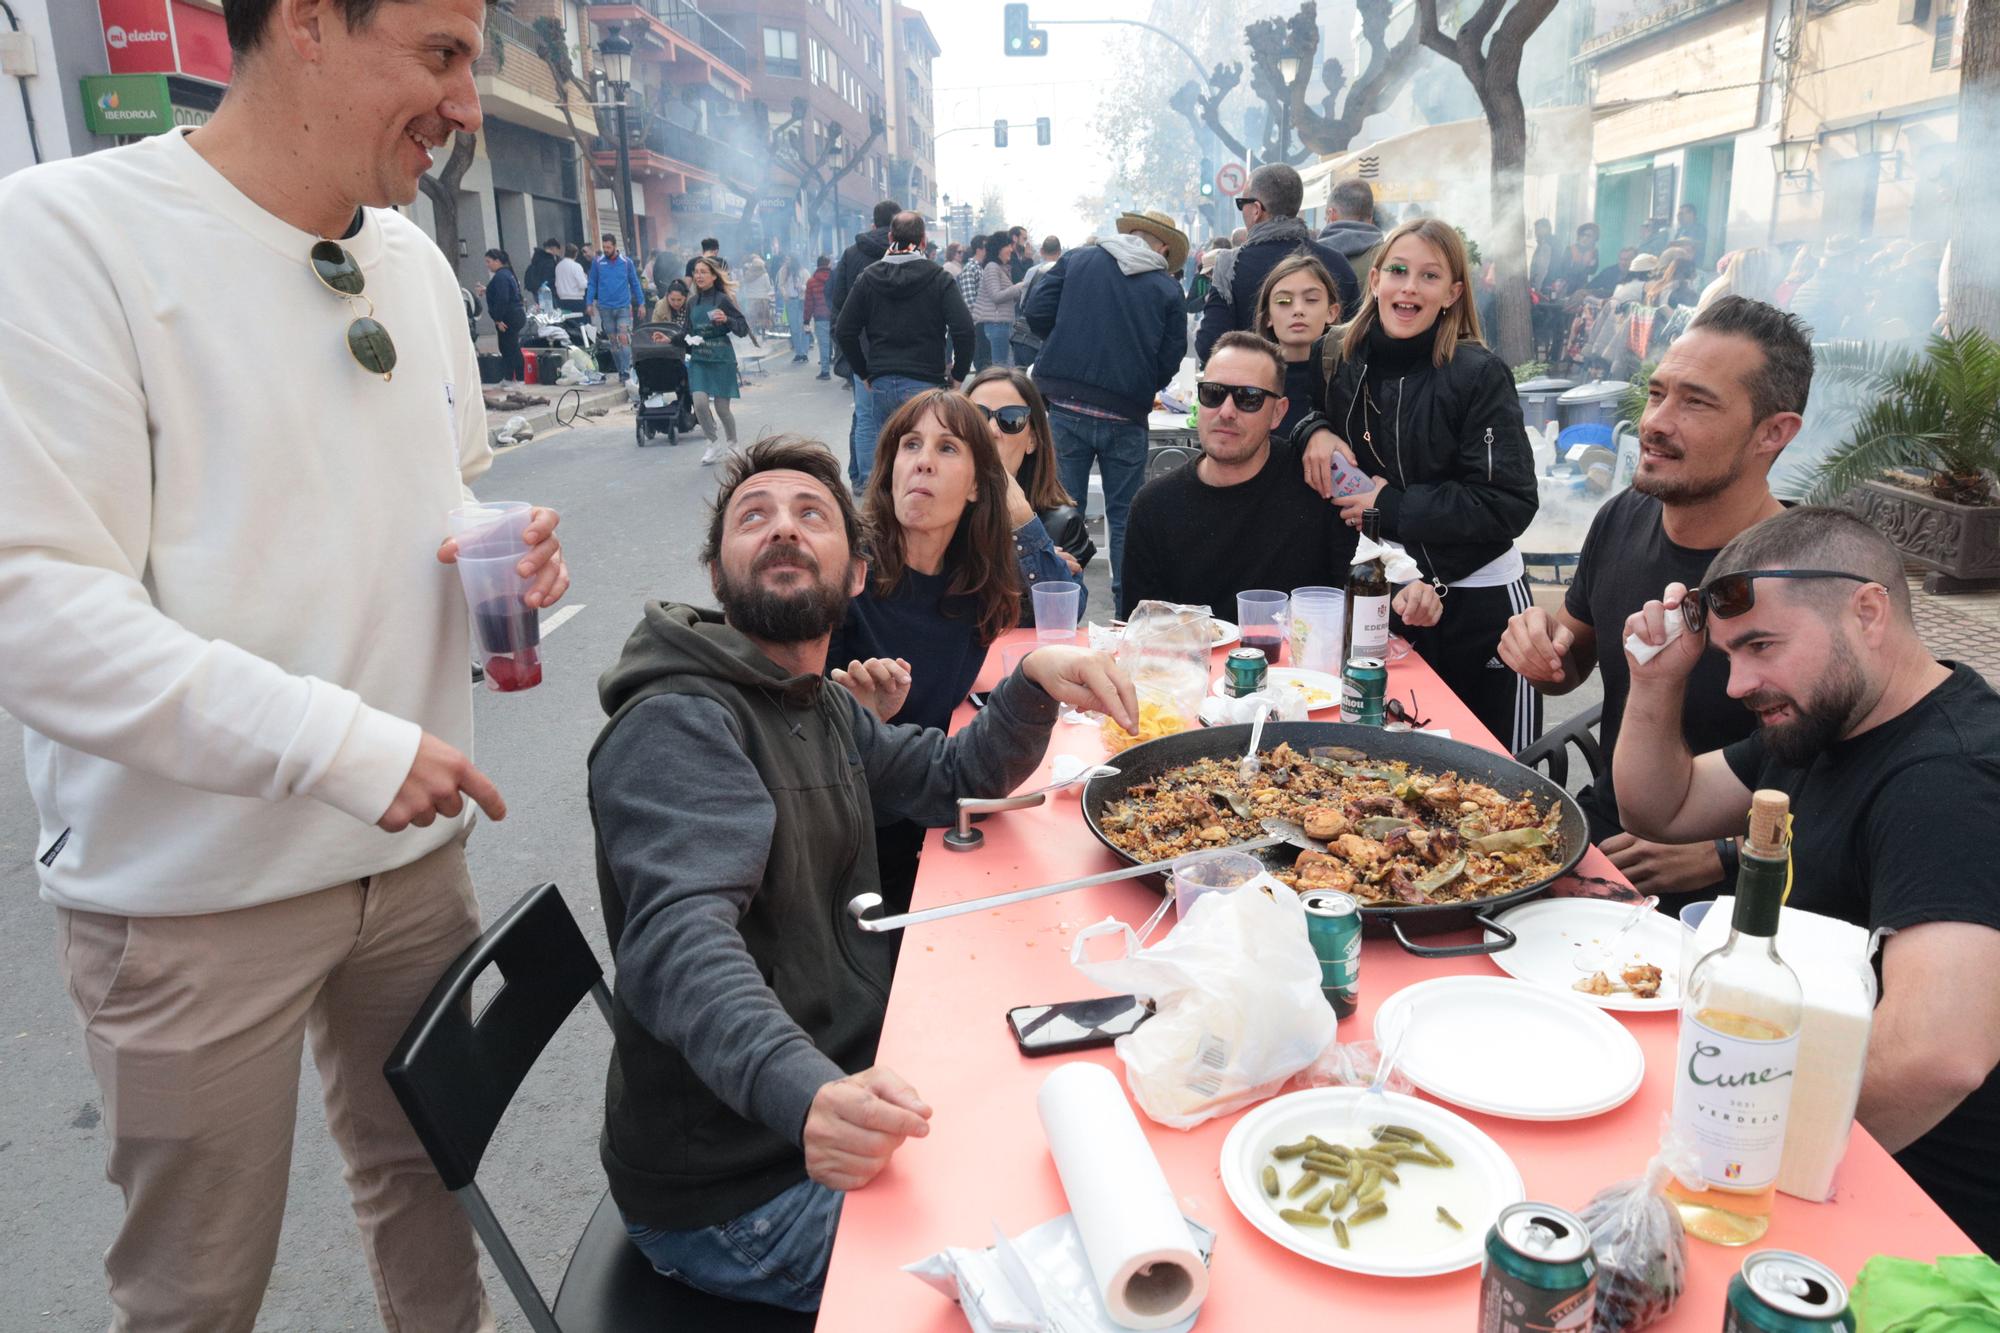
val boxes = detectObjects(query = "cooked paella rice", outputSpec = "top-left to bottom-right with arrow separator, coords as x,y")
1098,742 -> 1564,907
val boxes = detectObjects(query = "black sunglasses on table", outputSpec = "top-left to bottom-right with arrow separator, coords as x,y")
1196,380 -> 1279,413
974,403 -> 1032,434
1680,569 -> 1878,634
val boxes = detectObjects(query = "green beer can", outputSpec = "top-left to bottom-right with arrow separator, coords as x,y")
1724,1252 -> 1855,1332
1225,647 -> 1269,698
1299,889 -> 1360,1019
1479,1202 -> 1595,1333
1340,655 -> 1387,726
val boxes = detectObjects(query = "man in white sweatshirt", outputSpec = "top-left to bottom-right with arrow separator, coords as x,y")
0,2 -> 570,1329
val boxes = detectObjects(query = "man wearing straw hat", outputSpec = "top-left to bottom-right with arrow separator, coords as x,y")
1022,209 -> 1190,609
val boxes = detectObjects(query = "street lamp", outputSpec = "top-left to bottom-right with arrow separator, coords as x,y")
598,23 -> 639,256
1277,54 -> 1301,162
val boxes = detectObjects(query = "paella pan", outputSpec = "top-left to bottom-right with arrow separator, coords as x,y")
1081,722 -> 1589,957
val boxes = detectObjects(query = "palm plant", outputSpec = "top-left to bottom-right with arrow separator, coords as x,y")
1805,331 -> 2000,507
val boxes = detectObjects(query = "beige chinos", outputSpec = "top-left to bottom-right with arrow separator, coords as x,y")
55,836 -> 495,1333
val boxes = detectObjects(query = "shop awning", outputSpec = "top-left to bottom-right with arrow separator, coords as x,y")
1299,107 -> 1594,206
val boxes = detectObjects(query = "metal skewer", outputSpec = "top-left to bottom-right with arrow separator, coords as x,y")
846,835 -> 1286,932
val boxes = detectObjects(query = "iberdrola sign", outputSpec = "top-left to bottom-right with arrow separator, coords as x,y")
81,74 -> 173,136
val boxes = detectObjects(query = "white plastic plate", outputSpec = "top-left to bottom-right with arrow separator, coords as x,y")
1374,976 -> 1646,1120
1219,1087 -> 1525,1277
1483,897 -> 1684,1013
1208,666 -> 1342,711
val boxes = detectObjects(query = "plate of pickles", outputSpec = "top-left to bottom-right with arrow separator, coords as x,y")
1218,1086 -> 1524,1277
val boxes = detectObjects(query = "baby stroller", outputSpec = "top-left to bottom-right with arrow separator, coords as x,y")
630,322 -> 695,447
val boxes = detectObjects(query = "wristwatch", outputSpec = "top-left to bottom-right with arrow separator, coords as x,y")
1713,836 -> 1740,886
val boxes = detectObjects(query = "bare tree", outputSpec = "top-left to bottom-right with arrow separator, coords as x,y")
1169,65 -> 1252,167
1414,0 -> 1560,363
1949,0 -> 2000,336
417,131 -> 480,279
803,116 -> 888,243
1246,0 -> 1420,160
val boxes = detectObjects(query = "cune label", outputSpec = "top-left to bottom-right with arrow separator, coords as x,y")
1673,1017 -> 1799,1190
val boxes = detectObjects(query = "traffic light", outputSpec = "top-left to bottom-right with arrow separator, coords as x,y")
1035,117 -> 1051,146
1003,3 -> 1048,56
1200,156 -> 1214,196
994,119 -> 1009,148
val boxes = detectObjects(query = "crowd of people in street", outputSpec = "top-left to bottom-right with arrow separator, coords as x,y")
0,3 -> 1995,1330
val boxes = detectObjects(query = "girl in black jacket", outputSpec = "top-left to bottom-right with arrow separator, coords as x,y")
1292,218 -> 1542,752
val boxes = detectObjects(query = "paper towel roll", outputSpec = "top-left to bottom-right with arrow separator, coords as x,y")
1037,1063 -> 1209,1330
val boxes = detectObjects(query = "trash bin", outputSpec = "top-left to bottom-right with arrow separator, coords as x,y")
1558,379 -> 1628,434
1516,376 -> 1575,429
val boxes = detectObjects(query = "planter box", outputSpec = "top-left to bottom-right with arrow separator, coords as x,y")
1839,480 -> 2000,592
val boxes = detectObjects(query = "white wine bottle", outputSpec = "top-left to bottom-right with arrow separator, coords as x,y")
1668,789 -> 1803,1245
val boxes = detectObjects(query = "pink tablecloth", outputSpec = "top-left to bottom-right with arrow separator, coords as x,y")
817,633 -> 1971,1329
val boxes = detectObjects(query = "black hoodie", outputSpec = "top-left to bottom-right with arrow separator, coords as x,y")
835,251 -> 975,384
827,225 -> 890,323
586,602 -> 1058,1228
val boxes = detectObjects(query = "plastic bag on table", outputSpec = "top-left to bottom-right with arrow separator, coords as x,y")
1575,1114 -> 1700,1332
1286,1038 -> 1417,1094
1069,873 -> 1336,1129
1099,601 -> 1212,754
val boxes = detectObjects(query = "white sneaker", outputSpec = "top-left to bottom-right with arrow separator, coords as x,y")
700,445 -> 722,465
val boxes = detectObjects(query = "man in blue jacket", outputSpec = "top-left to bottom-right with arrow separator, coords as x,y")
587,231 -> 644,381
1196,163 -> 1359,364
1023,209 -> 1188,610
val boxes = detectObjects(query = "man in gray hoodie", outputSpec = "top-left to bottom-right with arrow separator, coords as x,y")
586,437 -> 1134,1313
1316,176 -> 1384,273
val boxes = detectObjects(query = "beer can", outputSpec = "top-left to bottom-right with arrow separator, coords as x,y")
1299,890 -> 1361,1019
1724,1252 -> 1856,1332
1479,1202 -> 1596,1333
1225,647 -> 1269,698
1340,655 -> 1387,725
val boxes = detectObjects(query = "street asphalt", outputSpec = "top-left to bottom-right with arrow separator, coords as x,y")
0,353 -> 1594,1329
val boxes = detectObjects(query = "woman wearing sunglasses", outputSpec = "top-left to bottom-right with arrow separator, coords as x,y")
965,368 -> 1095,624
687,257 -> 749,465
1253,252 -> 1342,439
1291,218 -> 1541,752
826,390 -> 1023,909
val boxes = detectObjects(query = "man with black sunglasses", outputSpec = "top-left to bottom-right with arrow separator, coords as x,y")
0,1 -> 571,1327
1119,332 -> 1440,630
1500,296 -> 1808,899
1618,506 -> 2000,1256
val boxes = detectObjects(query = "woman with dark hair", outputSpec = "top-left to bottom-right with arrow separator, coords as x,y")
964,367 -> 1094,621
482,247 -> 526,387
1293,217 -> 1541,751
828,388 -> 1023,910
1253,251 -> 1343,438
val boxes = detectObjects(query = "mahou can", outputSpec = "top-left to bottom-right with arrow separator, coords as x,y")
1724,1252 -> 1855,1332
1479,1202 -> 1596,1333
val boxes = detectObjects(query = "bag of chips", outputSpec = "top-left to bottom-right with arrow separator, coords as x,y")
1100,601 -> 1213,753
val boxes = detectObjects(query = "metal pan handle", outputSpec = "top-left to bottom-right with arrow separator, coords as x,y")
1387,913 -> 1518,958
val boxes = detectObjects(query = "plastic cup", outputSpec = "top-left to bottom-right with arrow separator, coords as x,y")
1171,849 -> 1264,920
449,502 -> 541,692
448,501 -> 532,557
1032,581 -> 1082,642
1290,586 -> 1346,674
1237,590 -> 1288,666
1678,899 -> 1715,992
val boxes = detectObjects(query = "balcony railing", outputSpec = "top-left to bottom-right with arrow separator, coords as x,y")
618,0 -> 750,74
596,115 -> 763,186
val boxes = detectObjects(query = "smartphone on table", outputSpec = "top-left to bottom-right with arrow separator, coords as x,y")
1006,995 -> 1153,1057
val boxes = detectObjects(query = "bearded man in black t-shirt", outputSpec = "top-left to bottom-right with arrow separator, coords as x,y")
1499,297 -> 1812,900
1616,505 -> 2000,1256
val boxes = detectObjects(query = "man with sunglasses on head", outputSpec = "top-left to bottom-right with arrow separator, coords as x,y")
1500,297 -> 1809,900
1119,332 -> 1441,630
0,2 -> 571,1328
1618,506 -> 2000,1255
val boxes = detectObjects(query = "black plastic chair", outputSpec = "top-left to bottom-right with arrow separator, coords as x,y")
1511,702 -> 1607,790
384,883 -> 818,1333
